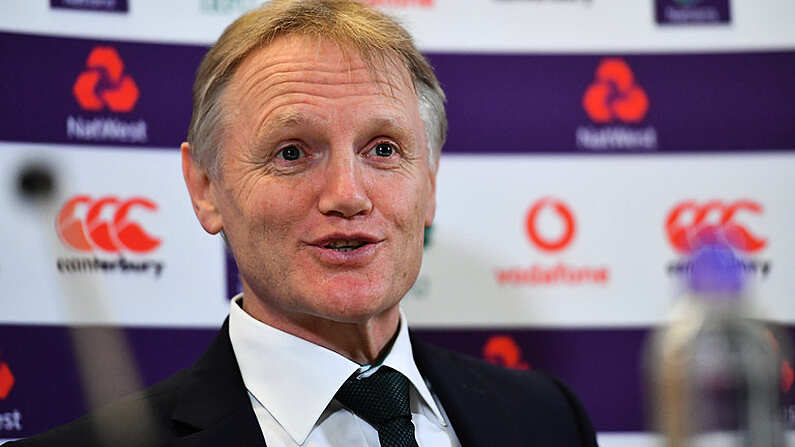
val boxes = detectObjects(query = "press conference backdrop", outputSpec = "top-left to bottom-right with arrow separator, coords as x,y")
1,0 -> 794,445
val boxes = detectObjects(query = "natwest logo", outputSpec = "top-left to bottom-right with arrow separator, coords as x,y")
55,195 -> 164,278
67,46 -> 147,144
665,199 -> 771,279
0,359 -> 14,400
73,47 -> 139,112
0,357 -> 22,432
576,58 -> 657,152
496,198 -> 609,286
583,58 -> 648,124
57,195 -> 160,253
483,335 -> 530,371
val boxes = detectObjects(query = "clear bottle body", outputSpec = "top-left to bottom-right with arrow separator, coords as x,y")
649,295 -> 787,447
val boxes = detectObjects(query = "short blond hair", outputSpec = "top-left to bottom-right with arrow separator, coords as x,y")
187,0 -> 447,176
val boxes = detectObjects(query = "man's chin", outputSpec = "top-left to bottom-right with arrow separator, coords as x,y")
308,291 -> 402,325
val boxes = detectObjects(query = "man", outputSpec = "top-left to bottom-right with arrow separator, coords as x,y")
12,1 -> 597,445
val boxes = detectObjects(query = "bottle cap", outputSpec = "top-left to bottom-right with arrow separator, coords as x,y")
688,243 -> 744,295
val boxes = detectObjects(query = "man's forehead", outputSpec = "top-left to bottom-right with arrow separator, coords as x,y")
232,34 -> 415,99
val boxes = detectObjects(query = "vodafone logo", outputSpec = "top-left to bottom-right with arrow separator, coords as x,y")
525,198 -> 576,252
56,195 -> 160,254
482,335 -> 530,370
0,360 -> 14,400
73,47 -> 139,112
583,58 -> 649,124
665,200 -> 766,254
496,198 -> 609,286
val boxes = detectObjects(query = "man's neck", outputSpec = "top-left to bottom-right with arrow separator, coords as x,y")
240,294 -> 401,365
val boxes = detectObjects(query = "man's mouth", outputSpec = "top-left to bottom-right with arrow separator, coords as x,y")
307,234 -> 381,264
324,240 -> 368,252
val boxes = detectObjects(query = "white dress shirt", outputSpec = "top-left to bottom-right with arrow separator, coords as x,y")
228,294 -> 461,447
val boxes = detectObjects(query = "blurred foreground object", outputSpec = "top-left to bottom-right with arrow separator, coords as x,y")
647,243 -> 790,446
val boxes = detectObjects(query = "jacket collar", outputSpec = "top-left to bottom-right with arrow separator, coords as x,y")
168,319 -> 521,447
170,318 -> 266,446
228,297 -> 446,444
410,332 -> 523,447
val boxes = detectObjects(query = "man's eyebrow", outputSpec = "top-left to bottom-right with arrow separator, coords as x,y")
257,112 -> 413,139
365,115 -> 416,141
271,111 -> 313,128
367,115 -> 405,130
256,111 -> 320,140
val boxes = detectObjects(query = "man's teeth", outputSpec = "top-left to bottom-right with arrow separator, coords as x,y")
325,240 -> 366,251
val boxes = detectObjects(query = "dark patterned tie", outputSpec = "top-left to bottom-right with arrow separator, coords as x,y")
335,366 -> 420,447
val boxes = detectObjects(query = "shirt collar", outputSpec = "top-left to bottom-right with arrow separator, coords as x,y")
228,294 -> 445,445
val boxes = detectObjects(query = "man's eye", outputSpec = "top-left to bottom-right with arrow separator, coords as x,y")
370,142 -> 395,158
277,145 -> 303,161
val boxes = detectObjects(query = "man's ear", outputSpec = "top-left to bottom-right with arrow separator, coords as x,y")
424,158 -> 438,228
181,142 -> 223,234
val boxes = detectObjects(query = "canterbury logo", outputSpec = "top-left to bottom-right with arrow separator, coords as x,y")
73,47 -> 139,112
56,196 -> 161,253
526,198 -> 576,252
483,335 -> 530,370
665,200 -> 766,254
583,58 -> 649,123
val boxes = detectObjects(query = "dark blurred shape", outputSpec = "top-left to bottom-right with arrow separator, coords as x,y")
17,162 -> 56,202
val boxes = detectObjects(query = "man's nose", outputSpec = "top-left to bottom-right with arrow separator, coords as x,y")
317,151 -> 373,218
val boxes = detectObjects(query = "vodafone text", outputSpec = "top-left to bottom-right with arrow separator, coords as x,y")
496,263 -> 609,286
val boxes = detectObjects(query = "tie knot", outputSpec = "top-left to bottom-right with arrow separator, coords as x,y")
335,366 -> 412,427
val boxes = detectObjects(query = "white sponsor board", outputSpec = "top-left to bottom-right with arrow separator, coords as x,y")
0,0 -> 793,52
403,153 -> 795,327
0,142 -> 228,327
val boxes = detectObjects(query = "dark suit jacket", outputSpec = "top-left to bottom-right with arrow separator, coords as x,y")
10,319 -> 598,446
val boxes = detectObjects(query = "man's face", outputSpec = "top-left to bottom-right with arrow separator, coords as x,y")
195,35 -> 436,326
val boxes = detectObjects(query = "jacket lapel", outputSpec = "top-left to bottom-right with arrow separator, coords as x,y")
167,321 -> 524,446
170,319 -> 266,447
411,334 -> 523,447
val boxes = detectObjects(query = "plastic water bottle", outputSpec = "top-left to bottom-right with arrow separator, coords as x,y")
647,244 -> 788,447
